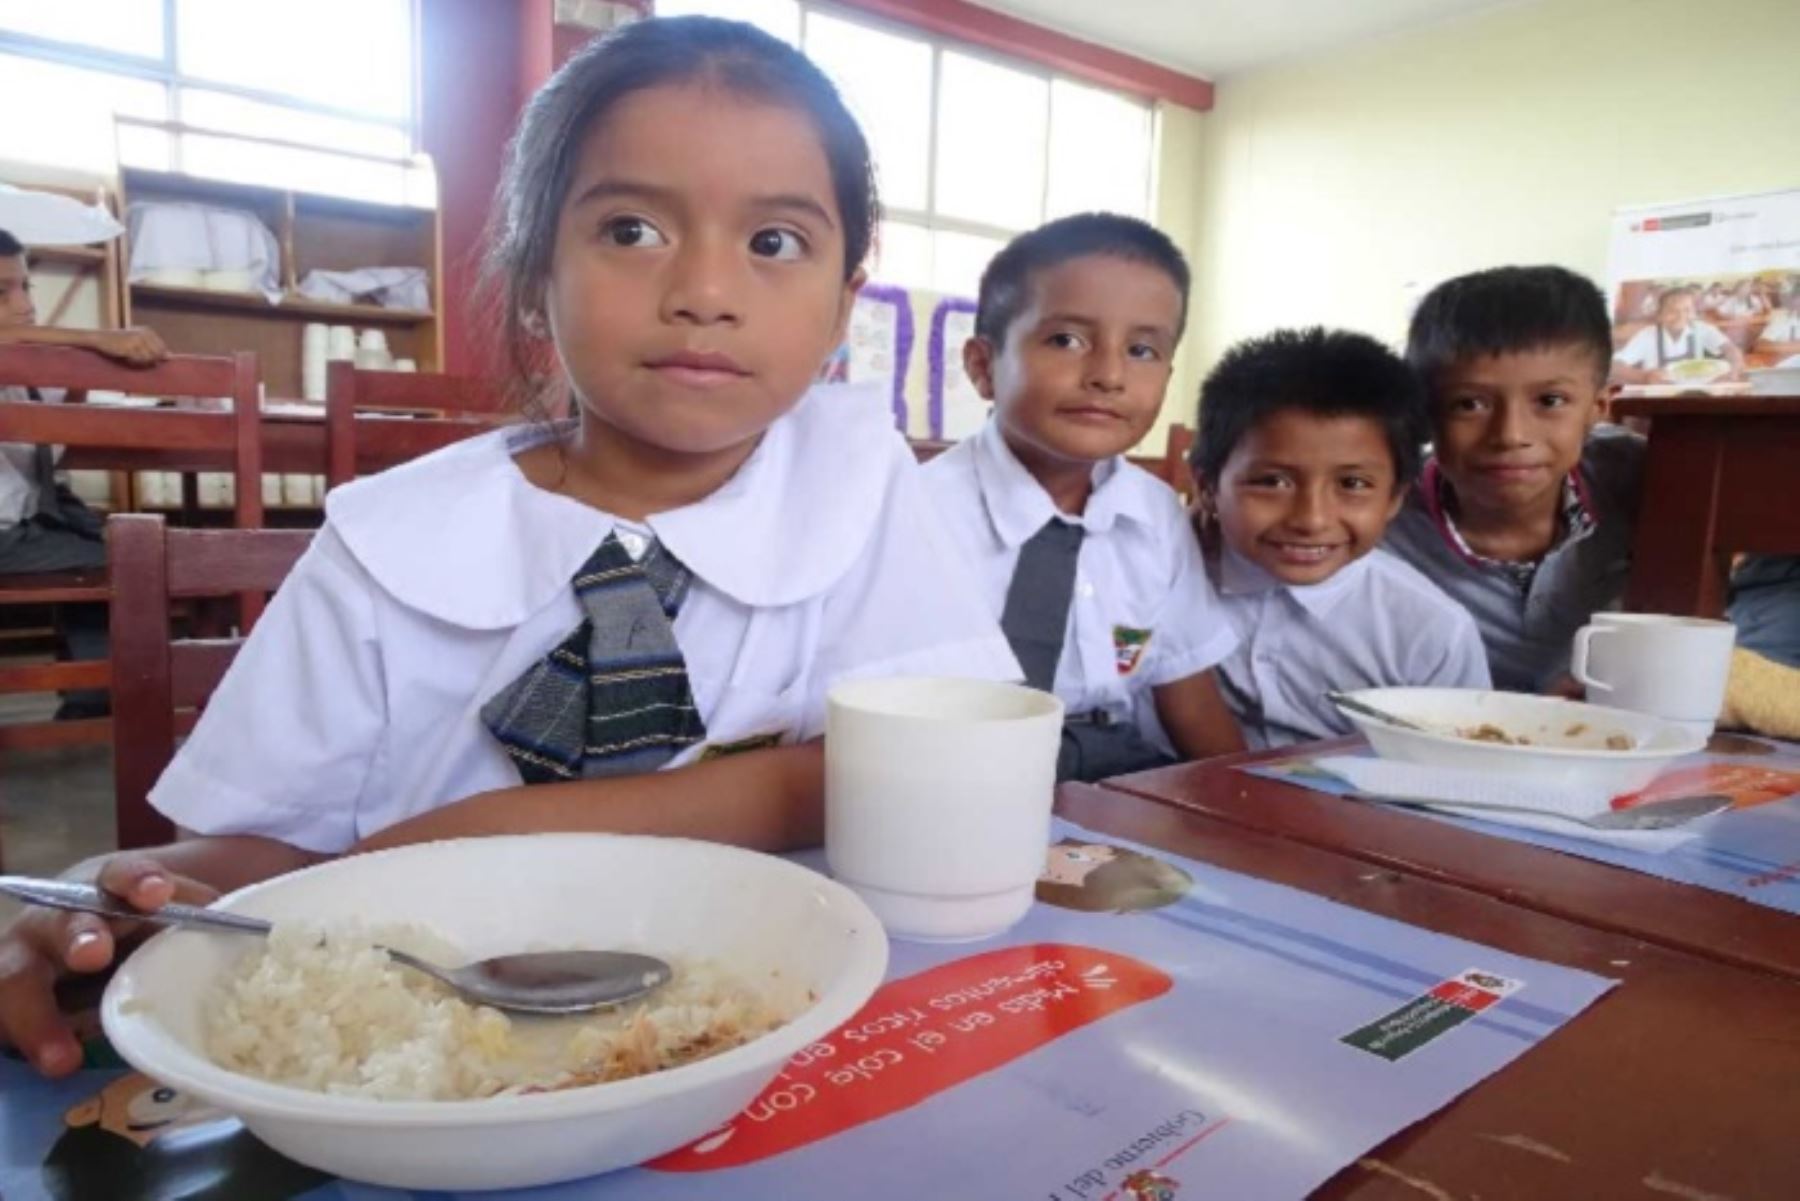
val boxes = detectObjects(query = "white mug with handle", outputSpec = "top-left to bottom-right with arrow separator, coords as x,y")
1571,613 -> 1735,737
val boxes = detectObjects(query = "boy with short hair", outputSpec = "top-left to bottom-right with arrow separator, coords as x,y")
1,226 -> 168,574
1,226 -> 168,717
1385,265 -> 1644,693
924,213 -> 1244,782
1192,327 -> 1489,748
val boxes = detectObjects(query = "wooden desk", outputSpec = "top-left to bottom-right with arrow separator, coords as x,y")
1062,784 -> 1800,1199
1614,394 -> 1800,615
1098,741 -> 1800,983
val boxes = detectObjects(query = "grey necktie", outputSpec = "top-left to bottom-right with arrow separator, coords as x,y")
999,518 -> 1084,692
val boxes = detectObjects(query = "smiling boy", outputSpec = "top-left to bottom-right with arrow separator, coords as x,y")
1193,328 -> 1489,748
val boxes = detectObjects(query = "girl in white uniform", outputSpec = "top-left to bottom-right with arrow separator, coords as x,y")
0,15 -> 1016,1078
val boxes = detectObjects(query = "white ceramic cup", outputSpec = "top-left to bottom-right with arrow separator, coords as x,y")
826,676 -> 1063,943
1571,613 -> 1736,737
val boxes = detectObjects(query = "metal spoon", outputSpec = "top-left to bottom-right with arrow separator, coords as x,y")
1365,792 -> 1731,831
1326,690 -> 1435,733
0,876 -> 672,1016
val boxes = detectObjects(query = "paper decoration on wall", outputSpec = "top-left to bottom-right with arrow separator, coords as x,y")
928,297 -> 984,440
820,284 -> 914,429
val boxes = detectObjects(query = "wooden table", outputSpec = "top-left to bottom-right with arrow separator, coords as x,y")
1615,394 -> 1800,616
1062,783 -> 1800,1199
1098,740 -> 1800,983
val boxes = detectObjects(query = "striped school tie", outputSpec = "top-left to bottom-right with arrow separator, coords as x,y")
481,532 -> 707,784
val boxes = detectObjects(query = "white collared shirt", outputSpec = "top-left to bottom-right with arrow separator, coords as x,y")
1613,320 -> 1731,368
1758,308 -> 1800,346
150,383 -> 1019,853
1214,545 -> 1491,749
922,419 -> 1236,748
0,385 -> 65,528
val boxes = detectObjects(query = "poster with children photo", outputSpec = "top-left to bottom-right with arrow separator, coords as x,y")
1606,189 -> 1800,389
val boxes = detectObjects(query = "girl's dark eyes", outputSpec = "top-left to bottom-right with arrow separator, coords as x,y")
601,216 -> 666,248
749,228 -> 807,260
1047,331 -> 1085,350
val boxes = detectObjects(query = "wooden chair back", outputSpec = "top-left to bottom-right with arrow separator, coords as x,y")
324,361 -> 506,488
0,345 -> 265,749
108,514 -> 313,847
0,342 -> 264,528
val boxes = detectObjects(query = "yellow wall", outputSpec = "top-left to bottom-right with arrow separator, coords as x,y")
1184,0 -> 1800,370
1151,101 -> 1209,447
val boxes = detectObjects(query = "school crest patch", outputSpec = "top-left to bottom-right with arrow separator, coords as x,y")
1113,626 -> 1152,676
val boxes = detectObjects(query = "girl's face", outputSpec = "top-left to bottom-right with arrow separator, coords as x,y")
544,82 -> 862,458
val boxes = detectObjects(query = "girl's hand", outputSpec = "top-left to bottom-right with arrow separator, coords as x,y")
0,853 -> 216,1077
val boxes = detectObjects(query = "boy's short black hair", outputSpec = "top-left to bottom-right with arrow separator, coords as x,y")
1191,327 -> 1428,489
1406,265 -> 1612,389
0,228 -> 24,259
974,212 -> 1189,345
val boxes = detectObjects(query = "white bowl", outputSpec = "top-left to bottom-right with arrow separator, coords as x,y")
1337,687 -> 1706,795
102,835 -> 888,1191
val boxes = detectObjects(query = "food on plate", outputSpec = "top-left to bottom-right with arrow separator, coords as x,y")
1454,721 -> 1634,750
204,923 -> 799,1101
1664,357 -> 1730,382
1459,722 -> 1529,746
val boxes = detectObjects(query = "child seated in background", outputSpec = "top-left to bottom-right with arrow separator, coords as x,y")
1191,328 -> 1489,748
1,227 -> 169,717
0,227 -> 168,578
1385,265 -> 1643,693
924,213 -> 1244,782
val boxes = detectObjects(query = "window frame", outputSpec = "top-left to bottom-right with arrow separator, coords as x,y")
0,0 -> 421,168
791,0 -> 1156,290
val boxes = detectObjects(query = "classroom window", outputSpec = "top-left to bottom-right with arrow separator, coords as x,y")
655,1 -> 1156,296
0,0 -> 424,206
0,0 -> 164,58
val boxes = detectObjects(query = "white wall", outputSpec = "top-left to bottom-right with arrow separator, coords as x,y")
1184,0 -> 1800,369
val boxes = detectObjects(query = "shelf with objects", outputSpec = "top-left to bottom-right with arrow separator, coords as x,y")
113,117 -> 444,406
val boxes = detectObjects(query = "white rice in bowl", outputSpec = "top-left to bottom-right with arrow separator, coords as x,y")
204,923 -> 801,1101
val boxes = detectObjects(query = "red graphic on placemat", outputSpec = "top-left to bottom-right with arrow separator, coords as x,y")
650,943 -> 1172,1172
1615,764 -> 1800,811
